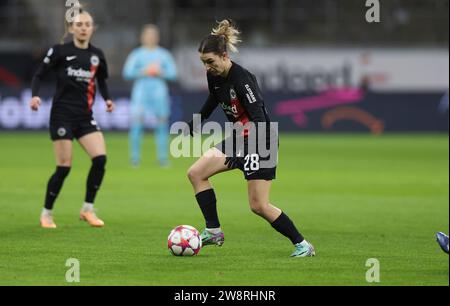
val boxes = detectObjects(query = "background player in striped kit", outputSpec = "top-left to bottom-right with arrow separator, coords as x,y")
30,8 -> 115,229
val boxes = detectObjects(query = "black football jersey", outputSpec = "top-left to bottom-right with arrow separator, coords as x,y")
200,62 -> 270,125
32,41 -> 109,121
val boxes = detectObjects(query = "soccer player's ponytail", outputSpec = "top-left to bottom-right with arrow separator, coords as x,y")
211,19 -> 241,53
198,19 -> 242,54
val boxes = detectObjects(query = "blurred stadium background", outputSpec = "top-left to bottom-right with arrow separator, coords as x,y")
0,0 -> 448,132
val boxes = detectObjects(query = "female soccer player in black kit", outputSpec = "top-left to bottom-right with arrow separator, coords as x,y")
30,9 -> 114,229
187,20 -> 315,257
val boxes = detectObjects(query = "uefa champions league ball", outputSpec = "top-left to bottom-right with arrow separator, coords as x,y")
168,225 -> 202,256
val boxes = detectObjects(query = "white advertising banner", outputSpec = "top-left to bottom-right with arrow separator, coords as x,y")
174,47 -> 449,93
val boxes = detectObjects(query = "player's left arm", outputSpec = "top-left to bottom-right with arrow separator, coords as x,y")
96,50 -> 114,113
235,74 -> 267,122
233,74 -> 277,169
223,74 -> 268,170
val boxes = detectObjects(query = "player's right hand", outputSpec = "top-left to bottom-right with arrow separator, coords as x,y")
30,97 -> 41,111
224,157 -> 241,169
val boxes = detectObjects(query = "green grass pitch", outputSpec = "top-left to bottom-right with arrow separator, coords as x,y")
0,132 -> 448,286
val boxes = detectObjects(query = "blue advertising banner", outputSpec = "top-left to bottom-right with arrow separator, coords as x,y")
0,87 -> 448,133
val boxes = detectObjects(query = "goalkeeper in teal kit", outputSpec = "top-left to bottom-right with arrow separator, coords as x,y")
123,24 -> 177,167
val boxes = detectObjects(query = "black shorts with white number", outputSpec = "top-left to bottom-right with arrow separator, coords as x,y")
50,118 -> 100,141
216,135 -> 278,181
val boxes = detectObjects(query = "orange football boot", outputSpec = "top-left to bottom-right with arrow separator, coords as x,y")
80,210 -> 105,228
40,214 -> 57,229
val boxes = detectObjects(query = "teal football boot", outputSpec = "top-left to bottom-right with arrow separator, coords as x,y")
291,240 -> 316,257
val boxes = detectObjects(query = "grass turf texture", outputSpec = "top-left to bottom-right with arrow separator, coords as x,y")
0,132 -> 448,286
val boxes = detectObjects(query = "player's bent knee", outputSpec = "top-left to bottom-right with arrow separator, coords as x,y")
250,202 -> 267,216
187,166 -> 200,183
188,165 -> 210,184
250,206 -> 265,216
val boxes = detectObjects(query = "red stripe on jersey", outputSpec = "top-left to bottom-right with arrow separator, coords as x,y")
87,65 -> 98,111
231,98 -> 251,137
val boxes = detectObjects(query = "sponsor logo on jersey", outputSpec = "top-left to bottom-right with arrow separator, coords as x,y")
230,88 -> 237,100
66,56 -> 77,61
90,55 -> 100,67
67,67 -> 94,79
219,102 -> 238,116
245,84 -> 257,104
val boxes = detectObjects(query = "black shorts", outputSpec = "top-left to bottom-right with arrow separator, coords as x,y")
216,135 -> 278,181
50,118 -> 101,141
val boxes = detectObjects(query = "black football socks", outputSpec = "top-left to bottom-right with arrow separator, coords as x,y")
85,155 -> 107,204
44,156 -> 106,211
196,189 -> 221,229
271,212 -> 304,245
44,166 -> 71,210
